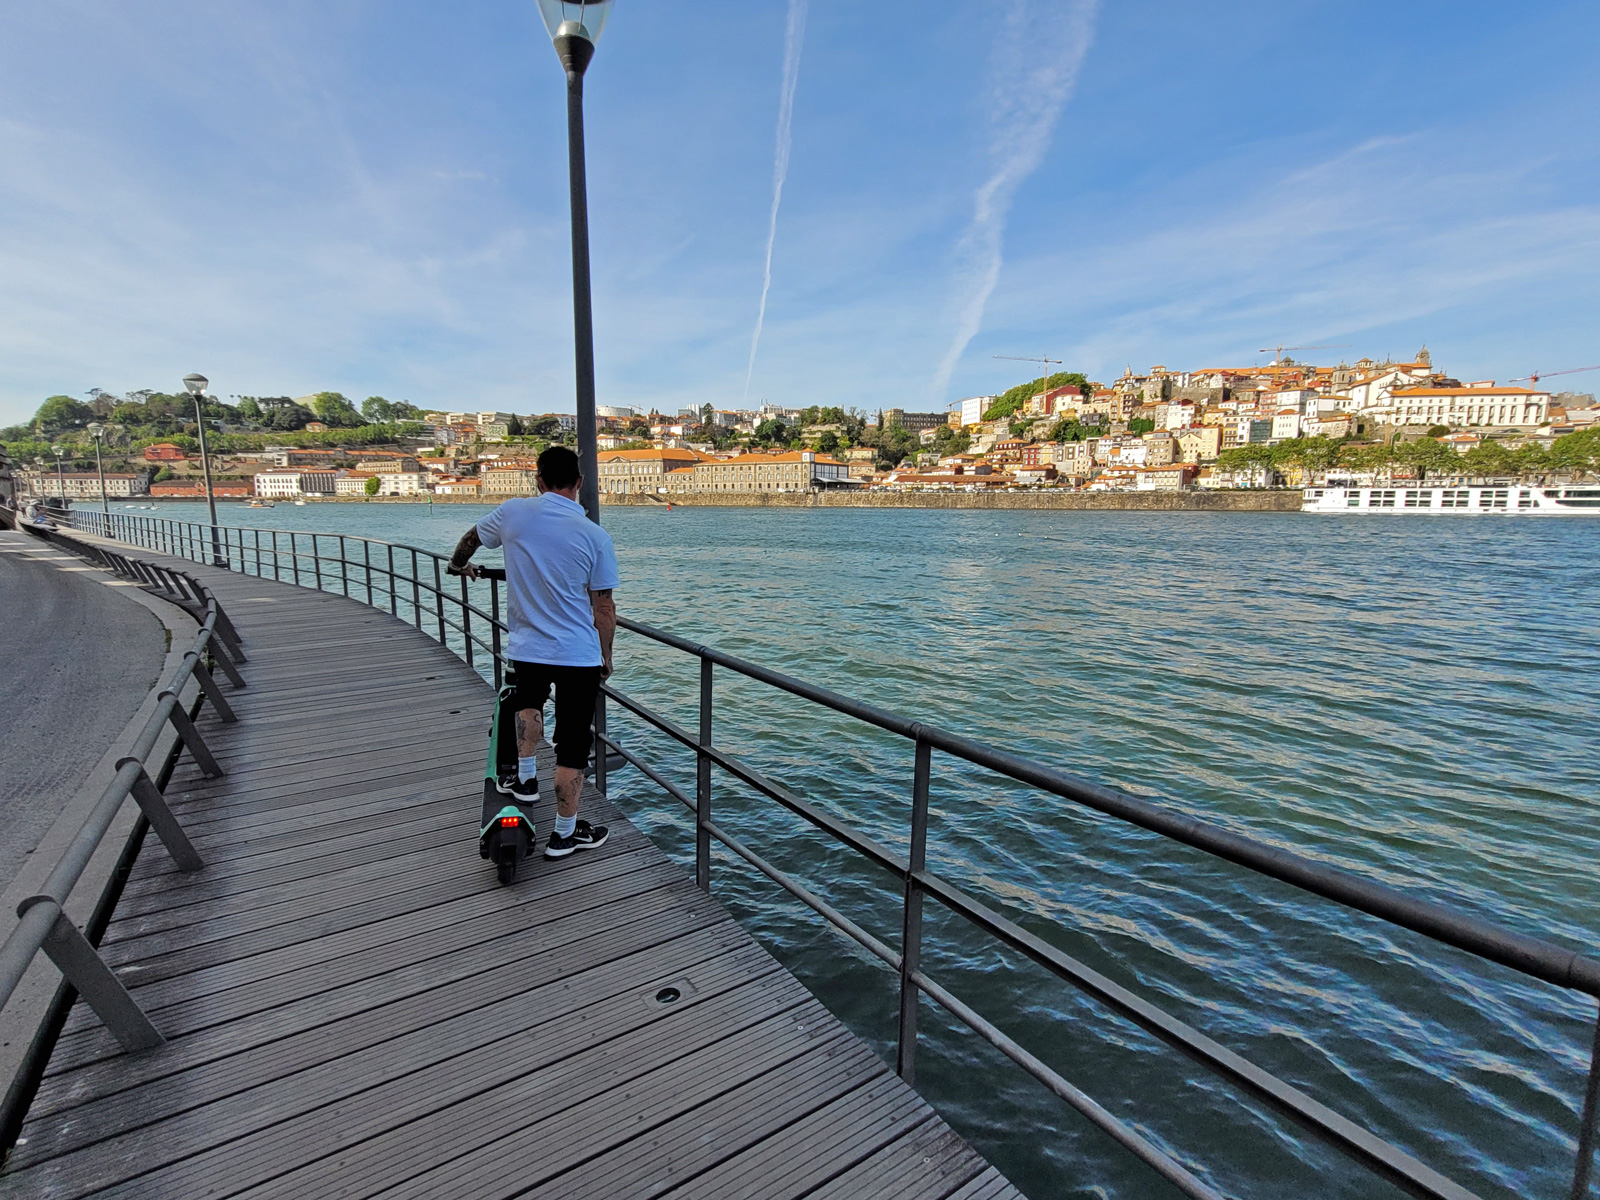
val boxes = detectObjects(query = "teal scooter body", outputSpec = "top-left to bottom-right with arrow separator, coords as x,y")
479,659 -> 537,885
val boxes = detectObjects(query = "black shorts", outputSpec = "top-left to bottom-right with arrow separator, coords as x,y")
509,661 -> 602,770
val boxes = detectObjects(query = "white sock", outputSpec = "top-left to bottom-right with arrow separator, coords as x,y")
554,814 -> 576,838
518,757 -> 537,783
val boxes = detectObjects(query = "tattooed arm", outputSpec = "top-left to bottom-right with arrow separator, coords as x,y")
446,526 -> 482,577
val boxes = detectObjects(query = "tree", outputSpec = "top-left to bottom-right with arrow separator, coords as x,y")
309,392 -> 363,428
152,466 -> 175,483
700,403 -> 713,427
1551,427 -> 1600,478
1047,417 -> 1088,442
235,397 -> 263,419
1128,417 -> 1155,434
364,475 -> 381,497
1395,436 -> 1456,481
753,418 -> 788,444
34,395 -> 92,434
507,414 -> 525,436
256,397 -> 314,431
816,431 -> 839,453
361,396 -> 394,423
1425,425 -> 1450,438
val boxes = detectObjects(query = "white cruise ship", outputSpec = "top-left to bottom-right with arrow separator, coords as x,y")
1303,483 -> 1600,514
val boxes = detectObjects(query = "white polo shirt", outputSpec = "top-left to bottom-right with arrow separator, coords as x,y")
476,493 -> 620,667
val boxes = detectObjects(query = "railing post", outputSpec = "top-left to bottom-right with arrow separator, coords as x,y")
1572,1008 -> 1600,1200
122,761 -> 205,872
433,558 -> 446,645
593,688 -> 608,794
363,539 -> 373,606
291,532 -> 300,586
410,549 -> 422,630
339,535 -> 349,596
312,533 -> 323,591
490,576 -> 502,689
696,656 -> 713,892
272,530 -> 281,581
387,544 -> 397,616
460,573 -> 474,668
19,898 -> 164,1052
897,735 -> 932,1085
162,691 -> 224,777
186,653 -> 237,723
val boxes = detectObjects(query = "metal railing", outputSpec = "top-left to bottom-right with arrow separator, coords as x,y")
0,526 -> 246,1056
73,509 -> 1600,1200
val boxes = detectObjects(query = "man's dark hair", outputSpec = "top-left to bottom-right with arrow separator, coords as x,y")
537,445 -> 581,491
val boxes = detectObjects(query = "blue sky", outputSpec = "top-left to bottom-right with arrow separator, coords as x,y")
2,0 -> 1597,427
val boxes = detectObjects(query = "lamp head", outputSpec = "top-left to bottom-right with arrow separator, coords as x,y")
538,0 -> 613,73
51,444 -> 63,456
87,422 -> 105,439
182,373 -> 209,397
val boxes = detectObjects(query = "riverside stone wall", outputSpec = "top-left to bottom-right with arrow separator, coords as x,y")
160,491 -> 1302,512
599,490 -> 1303,512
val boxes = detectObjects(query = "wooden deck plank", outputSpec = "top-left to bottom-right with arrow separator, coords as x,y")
5,541 -> 1022,1200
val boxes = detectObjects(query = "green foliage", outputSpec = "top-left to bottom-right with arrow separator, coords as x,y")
364,475 -> 381,497
1216,444 -> 1274,472
931,424 -> 970,455
870,425 -> 920,468
816,431 -> 840,453
152,466 -> 175,483
34,395 -> 93,434
1047,418 -> 1089,442
983,372 -> 1091,421
236,397 -> 263,419
1550,427 -> 1600,475
753,418 -> 788,445
309,392 -> 363,428
1128,417 -> 1156,434
1424,425 -> 1451,438
361,396 -> 394,422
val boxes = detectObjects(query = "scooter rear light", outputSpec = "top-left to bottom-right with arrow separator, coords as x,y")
500,816 -> 521,827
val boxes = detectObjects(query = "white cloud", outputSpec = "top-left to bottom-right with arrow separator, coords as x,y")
929,0 -> 1099,404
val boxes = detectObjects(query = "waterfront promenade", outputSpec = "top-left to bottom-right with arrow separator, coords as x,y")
1,536 -> 1018,1199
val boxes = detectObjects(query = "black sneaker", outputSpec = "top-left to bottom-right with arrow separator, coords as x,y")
544,820 -> 609,859
496,774 -> 538,801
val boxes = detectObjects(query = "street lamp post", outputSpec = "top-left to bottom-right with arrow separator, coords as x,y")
183,374 -> 226,567
87,422 -> 110,516
50,445 -> 66,510
537,0 -> 615,525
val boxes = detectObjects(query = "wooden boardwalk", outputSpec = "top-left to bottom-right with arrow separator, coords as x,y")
2,550 -> 1022,1200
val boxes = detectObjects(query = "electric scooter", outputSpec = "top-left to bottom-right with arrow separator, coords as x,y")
454,565 -> 538,885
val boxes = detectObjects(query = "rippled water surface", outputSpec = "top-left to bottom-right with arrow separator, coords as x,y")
140,501 -> 1600,1198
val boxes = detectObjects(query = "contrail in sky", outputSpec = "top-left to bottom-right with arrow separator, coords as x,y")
743,0 -> 807,404
930,0 -> 1099,403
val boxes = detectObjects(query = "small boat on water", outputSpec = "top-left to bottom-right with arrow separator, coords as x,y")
1303,483 -> 1600,514
246,500 -> 275,508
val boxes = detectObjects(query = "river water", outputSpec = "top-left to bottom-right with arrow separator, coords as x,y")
130,501 -> 1599,1199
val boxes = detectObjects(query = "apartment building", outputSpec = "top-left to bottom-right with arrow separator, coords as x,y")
597,447 -> 707,495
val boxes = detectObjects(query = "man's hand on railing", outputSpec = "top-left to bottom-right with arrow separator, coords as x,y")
446,562 -> 482,580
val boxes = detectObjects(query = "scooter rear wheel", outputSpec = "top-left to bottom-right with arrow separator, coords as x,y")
497,858 -> 516,885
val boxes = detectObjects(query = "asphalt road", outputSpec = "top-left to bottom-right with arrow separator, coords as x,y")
0,535 -> 166,890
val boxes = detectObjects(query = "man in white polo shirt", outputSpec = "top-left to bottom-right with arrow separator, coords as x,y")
447,446 -> 618,859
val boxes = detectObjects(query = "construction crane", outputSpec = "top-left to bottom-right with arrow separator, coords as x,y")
993,354 -> 1063,391
1509,365 -> 1600,386
1257,343 -> 1350,365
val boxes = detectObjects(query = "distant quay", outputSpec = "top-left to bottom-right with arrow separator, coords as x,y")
597,489 -> 1303,512
130,491 -> 1302,511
